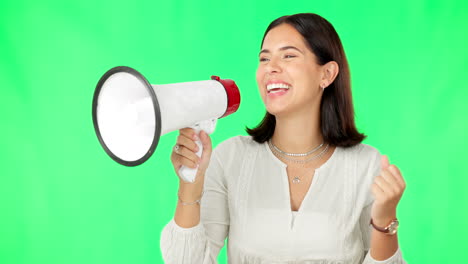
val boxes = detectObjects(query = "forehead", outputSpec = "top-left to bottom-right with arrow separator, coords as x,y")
261,23 -> 308,50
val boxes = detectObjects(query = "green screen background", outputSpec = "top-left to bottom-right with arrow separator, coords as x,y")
1,0 -> 467,263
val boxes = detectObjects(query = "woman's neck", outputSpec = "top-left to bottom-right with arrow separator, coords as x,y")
271,110 -> 323,154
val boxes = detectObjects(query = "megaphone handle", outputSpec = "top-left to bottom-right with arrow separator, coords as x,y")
178,119 -> 217,183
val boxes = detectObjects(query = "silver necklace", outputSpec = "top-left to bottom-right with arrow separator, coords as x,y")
270,140 -> 324,157
269,140 -> 330,164
268,140 -> 330,184
289,166 -> 315,184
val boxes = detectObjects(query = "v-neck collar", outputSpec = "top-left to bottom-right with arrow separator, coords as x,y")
263,142 -> 342,229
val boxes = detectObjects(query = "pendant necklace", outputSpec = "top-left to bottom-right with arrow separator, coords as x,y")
268,139 -> 330,184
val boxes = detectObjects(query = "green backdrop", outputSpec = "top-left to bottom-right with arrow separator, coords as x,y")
1,0 -> 467,263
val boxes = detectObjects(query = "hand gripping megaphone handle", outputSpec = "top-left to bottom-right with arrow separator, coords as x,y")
178,118 -> 218,183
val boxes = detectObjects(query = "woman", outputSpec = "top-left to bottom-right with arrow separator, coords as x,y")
161,13 -> 406,263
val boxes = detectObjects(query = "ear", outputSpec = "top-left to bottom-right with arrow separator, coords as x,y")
321,61 -> 339,88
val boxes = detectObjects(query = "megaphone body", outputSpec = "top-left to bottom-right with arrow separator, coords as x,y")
92,66 -> 240,182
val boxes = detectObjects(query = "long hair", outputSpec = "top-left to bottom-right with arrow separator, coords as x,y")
246,13 -> 366,147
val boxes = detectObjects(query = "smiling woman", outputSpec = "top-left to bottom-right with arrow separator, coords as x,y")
160,13 -> 407,263
249,16 -> 364,147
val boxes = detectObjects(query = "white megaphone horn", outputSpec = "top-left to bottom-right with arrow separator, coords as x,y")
92,66 -> 240,182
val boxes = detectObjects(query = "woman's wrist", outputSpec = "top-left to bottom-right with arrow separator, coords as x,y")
177,190 -> 204,205
178,180 -> 204,201
372,214 -> 397,228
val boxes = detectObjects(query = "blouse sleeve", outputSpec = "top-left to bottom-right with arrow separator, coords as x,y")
160,149 -> 230,264
359,150 -> 407,264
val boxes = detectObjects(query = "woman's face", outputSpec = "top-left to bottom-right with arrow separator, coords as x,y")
256,23 -> 324,116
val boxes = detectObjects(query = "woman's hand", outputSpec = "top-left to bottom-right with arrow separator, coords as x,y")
170,128 -> 213,195
370,155 -> 406,227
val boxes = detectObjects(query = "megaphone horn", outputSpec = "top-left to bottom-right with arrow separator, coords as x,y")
92,66 -> 240,182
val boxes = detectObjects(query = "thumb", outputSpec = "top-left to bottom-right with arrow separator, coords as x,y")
381,155 -> 390,170
199,131 -> 212,150
199,131 -> 212,163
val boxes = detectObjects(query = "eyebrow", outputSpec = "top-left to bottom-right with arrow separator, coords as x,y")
259,46 -> 303,56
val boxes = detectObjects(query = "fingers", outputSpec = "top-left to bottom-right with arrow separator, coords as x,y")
371,182 -> 385,200
380,155 -> 406,191
177,153 -> 199,169
171,129 -> 201,170
388,164 -> 406,189
380,155 -> 390,170
175,144 -> 201,164
179,128 -> 199,141
171,144 -> 200,169
372,157 -> 406,203
171,129 -> 213,171
375,171 -> 400,195
176,133 -> 199,153
371,156 -> 405,223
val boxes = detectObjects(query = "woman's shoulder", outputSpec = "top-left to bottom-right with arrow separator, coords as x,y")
340,143 -> 382,182
210,135 -> 260,168
341,142 -> 381,161
214,135 -> 259,155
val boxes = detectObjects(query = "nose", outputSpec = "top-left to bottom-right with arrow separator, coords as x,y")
265,57 -> 282,74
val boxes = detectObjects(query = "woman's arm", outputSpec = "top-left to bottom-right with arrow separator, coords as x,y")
368,155 -> 405,260
160,164 -> 230,264
361,154 -> 406,263
360,202 -> 406,264
161,183 -> 229,264
161,130 -> 230,263
369,224 -> 399,260
175,179 -> 205,228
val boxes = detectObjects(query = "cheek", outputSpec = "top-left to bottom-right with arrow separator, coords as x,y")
290,64 -> 319,88
255,66 -> 263,83
256,67 -> 265,95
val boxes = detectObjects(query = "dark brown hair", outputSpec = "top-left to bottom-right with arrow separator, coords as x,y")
246,13 -> 366,147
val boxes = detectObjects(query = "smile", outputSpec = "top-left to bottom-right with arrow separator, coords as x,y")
267,83 -> 291,94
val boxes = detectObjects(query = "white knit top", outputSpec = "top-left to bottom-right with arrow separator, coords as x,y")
160,136 -> 406,263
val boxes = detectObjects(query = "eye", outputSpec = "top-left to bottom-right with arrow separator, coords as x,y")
284,54 -> 296,59
259,57 -> 270,62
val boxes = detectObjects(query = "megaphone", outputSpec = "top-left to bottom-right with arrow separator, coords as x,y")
92,66 -> 240,182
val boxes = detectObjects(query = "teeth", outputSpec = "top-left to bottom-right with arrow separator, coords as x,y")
269,89 -> 284,94
267,83 -> 291,91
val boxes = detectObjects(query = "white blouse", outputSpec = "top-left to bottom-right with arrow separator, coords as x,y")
160,136 -> 406,263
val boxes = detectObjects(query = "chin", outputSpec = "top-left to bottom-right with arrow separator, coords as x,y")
265,106 -> 290,117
